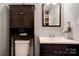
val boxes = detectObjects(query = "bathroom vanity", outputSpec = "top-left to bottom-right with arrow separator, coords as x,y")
9,5 -> 35,56
39,37 -> 79,56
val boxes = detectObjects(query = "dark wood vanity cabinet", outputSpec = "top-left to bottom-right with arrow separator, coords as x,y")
40,44 -> 79,56
10,5 -> 34,28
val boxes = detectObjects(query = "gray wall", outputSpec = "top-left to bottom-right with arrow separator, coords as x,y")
63,3 -> 79,41
0,4 -> 9,56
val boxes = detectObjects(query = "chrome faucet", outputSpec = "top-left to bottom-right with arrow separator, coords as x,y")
49,34 -> 55,38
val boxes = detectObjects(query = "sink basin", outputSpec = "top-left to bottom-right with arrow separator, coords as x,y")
39,37 -> 79,44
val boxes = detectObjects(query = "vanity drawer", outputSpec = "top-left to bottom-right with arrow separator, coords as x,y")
40,44 -> 79,56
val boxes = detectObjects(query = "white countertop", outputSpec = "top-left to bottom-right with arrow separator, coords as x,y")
39,37 -> 79,44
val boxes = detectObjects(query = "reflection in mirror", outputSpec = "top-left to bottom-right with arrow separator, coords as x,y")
42,3 -> 61,27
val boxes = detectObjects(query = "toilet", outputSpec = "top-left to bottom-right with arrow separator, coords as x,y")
15,40 -> 30,56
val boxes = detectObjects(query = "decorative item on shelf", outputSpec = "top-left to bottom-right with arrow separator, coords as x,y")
63,22 -> 72,33
45,15 -> 49,26
63,21 -> 73,40
19,33 -> 28,36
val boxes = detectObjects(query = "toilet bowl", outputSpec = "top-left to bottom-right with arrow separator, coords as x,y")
15,40 -> 30,56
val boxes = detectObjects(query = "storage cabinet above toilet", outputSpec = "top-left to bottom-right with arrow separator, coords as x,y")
10,5 -> 34,28
9,5 -> 35,56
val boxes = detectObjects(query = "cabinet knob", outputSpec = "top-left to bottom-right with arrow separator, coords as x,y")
20,11 -> 24,15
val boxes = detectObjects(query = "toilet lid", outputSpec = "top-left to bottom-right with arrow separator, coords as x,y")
15,40 -> 30,44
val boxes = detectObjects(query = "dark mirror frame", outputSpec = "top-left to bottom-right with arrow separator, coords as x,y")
42,4 -> 61,27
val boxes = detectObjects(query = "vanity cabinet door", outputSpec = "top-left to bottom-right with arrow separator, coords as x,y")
40,44 -> 55,56
40,44 -> 79,56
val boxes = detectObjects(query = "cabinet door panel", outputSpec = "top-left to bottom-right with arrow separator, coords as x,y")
23,15 -> 34,28
10,15 -> 23,28
10,6 -> 21,15
10,5 -> 34,28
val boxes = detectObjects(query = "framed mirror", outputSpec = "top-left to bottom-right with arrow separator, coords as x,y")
42,3 -> 61,27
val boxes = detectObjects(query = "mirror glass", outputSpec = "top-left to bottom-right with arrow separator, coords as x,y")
42,3 -> 61,27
